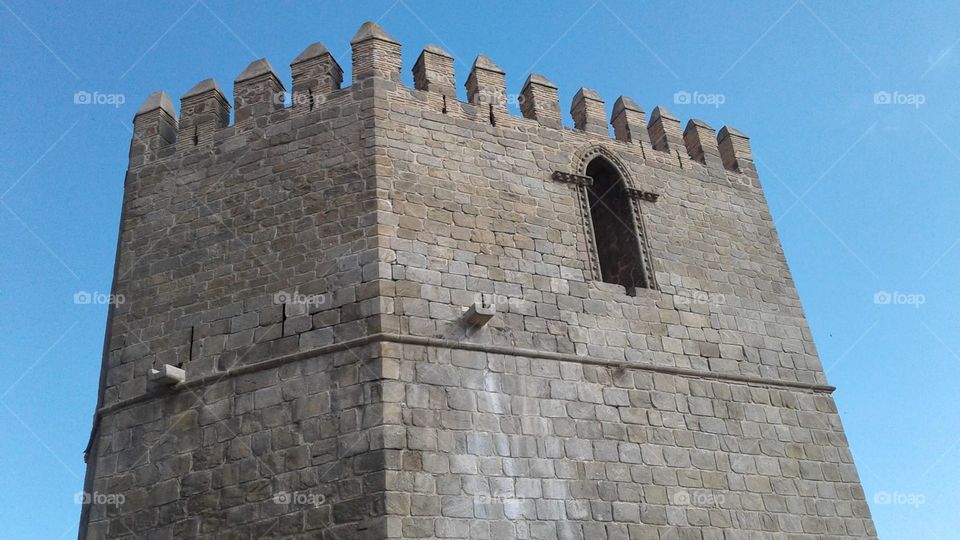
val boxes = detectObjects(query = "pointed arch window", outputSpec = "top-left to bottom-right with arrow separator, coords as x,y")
552,148 -> 658,294
583,156 -> 655,292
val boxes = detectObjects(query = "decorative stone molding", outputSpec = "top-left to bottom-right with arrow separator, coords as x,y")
572,145 -> 634,188
626,188 -> 660,202
551,170 -> 593,187
628,196 -> 657,289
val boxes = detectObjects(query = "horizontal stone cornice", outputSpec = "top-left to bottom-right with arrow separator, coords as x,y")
90,332 -> 836,425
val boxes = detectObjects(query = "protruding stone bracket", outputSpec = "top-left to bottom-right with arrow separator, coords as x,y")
551,170 -> 593,187
464,301 -> 496,326
148,364 -> 185,386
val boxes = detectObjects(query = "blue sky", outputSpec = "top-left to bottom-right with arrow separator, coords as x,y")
0,1 -> 957,538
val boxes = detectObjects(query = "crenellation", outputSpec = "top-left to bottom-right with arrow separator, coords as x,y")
124,25 -> 763,187
648,105 -> 685,154
719,126 -> 757,177
412,45 -> 455,98
177,78 -> 230,149
130,91 -> 177,165
519,74 -> 561,129
570,87 -> 608,136
684,119 -> 724,171
233,58 -> 285,125
465,54 -> 507,124
611,96 -> 650,148
351,21 -> 402,83
290,42 -> 343,115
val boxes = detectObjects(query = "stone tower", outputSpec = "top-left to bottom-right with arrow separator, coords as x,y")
80,22 -> 877,539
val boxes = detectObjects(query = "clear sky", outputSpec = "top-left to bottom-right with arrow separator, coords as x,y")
1,1 -> 956,538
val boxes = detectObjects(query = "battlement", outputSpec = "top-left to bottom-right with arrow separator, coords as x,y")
131,21 -> 755,179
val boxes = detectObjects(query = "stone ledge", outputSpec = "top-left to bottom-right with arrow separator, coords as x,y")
88,332 -> 837,441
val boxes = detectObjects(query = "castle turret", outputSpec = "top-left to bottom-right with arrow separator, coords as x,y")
81,22 -> 876,540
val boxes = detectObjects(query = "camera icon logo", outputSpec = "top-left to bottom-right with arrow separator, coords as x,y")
873,291 -> 892,305
673,91 -> 692,105
873,91 -> 891,105
74,91 -> 92,105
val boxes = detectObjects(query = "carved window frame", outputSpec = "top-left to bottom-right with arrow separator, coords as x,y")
554,145 -> 658,293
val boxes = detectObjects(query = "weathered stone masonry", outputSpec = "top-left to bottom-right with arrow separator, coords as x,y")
80,21 -> 877,539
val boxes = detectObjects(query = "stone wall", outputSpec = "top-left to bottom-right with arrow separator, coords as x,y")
380,79 -> 825,387
83,62 -> 395,538
373,66 -> 874,537
386,346 -> 872,538
80,21 -> 876,540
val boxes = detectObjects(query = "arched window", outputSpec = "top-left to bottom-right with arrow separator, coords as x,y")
585,157 -> 649,290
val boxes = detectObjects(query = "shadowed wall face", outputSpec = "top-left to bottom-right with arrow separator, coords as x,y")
585,158 -> 645,290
